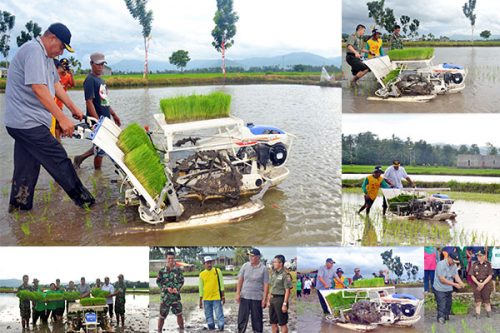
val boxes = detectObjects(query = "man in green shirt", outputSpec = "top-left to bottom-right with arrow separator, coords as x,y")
32,278 -> 47,327
389,25 -> 404,50
18,274 -> 33,329
157,251 -> 185,332
267,255 -> 293,333
346,24 -> 371,87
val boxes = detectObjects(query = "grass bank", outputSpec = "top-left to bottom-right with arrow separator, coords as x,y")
0,72 -> 343,90
342,165 -> 500,177
342,40 -> 500,48
149,270 -> 238,278
342,187 -> 500,203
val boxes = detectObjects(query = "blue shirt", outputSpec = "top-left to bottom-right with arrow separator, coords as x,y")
4,38 -> 59,129
316,265 -> 335,290
83,73 -> 111,119
433,259 -> 458,292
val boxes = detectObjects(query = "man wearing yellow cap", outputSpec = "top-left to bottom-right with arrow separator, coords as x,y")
358,166 -> 392,215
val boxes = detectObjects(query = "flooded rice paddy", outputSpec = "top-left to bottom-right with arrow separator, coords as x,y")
0,85 -> 341,246
342,47 -> 500,113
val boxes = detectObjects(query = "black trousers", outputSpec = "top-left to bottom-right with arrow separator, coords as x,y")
108,303 -> 114,318
434,290 -> 452,320
317,289 -> 330,314
6,126 -> 93,210
238,298 -> 263,333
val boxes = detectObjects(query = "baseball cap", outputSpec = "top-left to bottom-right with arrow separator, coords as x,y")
477,250 -> 486,256
372,29 -> 381,35
393,160 -> 401,166
48,23 -> 74,53
448,252 -> 460,263
247,248 -> 261,256
204,256 -> 213,263
373,166 -> 384,174
336,268 -> 344,273
90,52 -> 107,65
326,258 -> 336,264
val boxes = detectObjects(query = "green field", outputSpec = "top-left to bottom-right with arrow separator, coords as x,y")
149,270 -> 238,278
0,71 -> 342,90
342,40 -> 500,48
342,165 -> 500,177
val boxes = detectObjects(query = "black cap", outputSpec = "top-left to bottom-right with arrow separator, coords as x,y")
336,268 -> 344,273
372,29 -> 380,35
373,166 -> 384,174
247,248 -> 261,256
448,252 -> 460,263
326,258 -> 335,264
477,250 -> 486,256
53,59 -> 60,67
48,23 -> 74,53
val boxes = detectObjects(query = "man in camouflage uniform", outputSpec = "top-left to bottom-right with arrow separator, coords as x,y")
114,274 -> 127,326
18,274 -> 33,329
157,251 -> 185,332
267,255 -> 293,333
389,25 -> 404,50
346,24 -> 371,87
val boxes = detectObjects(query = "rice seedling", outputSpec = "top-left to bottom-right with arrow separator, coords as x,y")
21,222 -> 30,236
160,92 -> 231,123
124,144 -> 167,198
44,293 -> 65,301
91,288 -> 110,298
451,300 -> 468,315
118,123 -> 155,154
383,68 -> 401,85
80,297 -> 107,306
325,291 -> 369,311
63,292 -> 80,301
387,47 -> 434,61
351,278 -> 385,288
16,290 -> 44,301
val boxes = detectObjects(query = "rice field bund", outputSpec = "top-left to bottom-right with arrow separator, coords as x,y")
0,85 -> 341,246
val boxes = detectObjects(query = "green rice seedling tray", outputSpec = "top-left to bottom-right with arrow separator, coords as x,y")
351,278 -> 386,288
124,143 -> 167,198
325,291 -> 369,310
383,68 -> 401,85
91,288 -> 110,298
16,290 -> 45,301
63,291 -> 80,301
44,293 -> 65,301
118,123 -> 155,154
451,301 -> 469,315
80,297 -> 107,306
160,92 -> 231,123
387,48 -> 434,61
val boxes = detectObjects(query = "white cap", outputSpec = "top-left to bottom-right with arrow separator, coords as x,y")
204,256 -> 213,263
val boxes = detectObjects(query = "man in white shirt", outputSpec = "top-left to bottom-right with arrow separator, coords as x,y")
490,247 -> 500,293
101,276 -> 115,321
384,160 -> 414,189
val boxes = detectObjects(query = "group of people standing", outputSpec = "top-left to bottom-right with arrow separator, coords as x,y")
156,248 -> 293,333
17,274 -> 127,329
346,23 -> 404,86
425,246 -> 499,323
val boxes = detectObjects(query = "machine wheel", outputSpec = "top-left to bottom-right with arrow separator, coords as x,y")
269,143 -> 287,166
451,73 -> 463,84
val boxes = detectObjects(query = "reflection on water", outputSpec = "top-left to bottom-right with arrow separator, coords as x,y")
0,294 -> 149,333
343,47 -> 500,113
0,85 -> 341,246
342,193 -> 500,245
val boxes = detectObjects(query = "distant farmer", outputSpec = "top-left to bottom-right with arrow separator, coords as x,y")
78,277 -> 91,298
303,277 -> 312,298
73,52 -> 121,169
236,248 -> 269,333
433,252 -> 465,324
365,29 -> 384,58
490,246 -> 500,293
52,57 -> 75,140
471,250 -> 493,318
390,25 -> 404,50
384,160 -> 414,189
157,251 -> 185,332
267,254 -> 292,333
352,268 -> 363,282
101,277 -> 115,321
346,24 -> 371,87
316,258 -> 336,315
296,278 -> 302,298
358,166 -> 392,216
334,268 -> 348,289
66,280 -> 76,313
199,256 -> 225,331
18,274 -> 32,329
4,22 -> 95,212
114,274 -> 127,326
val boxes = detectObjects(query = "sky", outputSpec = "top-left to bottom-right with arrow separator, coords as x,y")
343,0 -> 500,38
343,114 -> 500,146
1,0 -> 341,66
297,247 -> 424,280
0,247 -> 149,283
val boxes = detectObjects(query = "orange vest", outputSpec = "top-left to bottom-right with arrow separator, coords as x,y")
366,175 -> 384,200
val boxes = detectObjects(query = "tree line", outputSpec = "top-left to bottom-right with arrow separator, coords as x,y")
342,132 -> 498,166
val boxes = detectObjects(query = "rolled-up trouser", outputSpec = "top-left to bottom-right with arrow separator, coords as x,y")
6,125 -> 94,210
317,289 -> 330,314
204,300 -> 224,330
237,298 -> 262,333
434,290 -> 452,320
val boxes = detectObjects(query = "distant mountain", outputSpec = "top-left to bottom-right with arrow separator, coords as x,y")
111,52 -> 341,72
0,279 -> 22,288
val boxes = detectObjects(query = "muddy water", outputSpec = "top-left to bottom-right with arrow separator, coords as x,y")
342,193 -> 500,245
343,174 -> 500,184
0,85 -> 341,246
297,287 -> 424,332
149,276 -> 237,286
0,293 -> 149,332
342,47 -> 500,113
